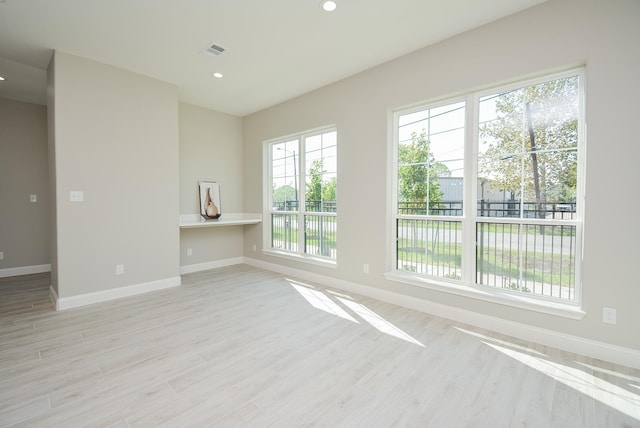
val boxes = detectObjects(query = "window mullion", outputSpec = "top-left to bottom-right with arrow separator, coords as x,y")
463,94 -> 478,284
298,139 -> 305,253
390,111 -> 401,272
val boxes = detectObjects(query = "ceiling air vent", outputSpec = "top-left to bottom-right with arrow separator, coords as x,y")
202,43 -> 226,57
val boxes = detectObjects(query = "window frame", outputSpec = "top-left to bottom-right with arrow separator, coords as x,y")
263,126 -> 338,267
385,68 -> 586,318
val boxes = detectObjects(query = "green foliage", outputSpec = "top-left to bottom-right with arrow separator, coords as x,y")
306,159 -> 336,204
479,76 -> 579,203
272,184 -> 297,203
306,160 -> 324,202
398,131 -> 446,207
322,177 -> 337,202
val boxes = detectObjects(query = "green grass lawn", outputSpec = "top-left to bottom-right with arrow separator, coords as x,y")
398,241 -> 575,290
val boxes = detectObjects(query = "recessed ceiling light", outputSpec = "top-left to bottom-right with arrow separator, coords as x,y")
212,72 -> 223,79
321,1 -> 337,12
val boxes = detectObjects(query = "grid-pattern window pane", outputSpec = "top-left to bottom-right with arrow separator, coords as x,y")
271,139 -> 299,212
397,101 -> 465,217
397,219 -> 462,279
268,128 -> 337,261
476,222 -> 576,300
478,75 -> 579,220
305,131 -> 337,213
304,215 -> 337,258
272,214 -> 298,252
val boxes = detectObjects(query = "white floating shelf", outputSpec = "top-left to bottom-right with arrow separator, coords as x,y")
179,213 -> 262,228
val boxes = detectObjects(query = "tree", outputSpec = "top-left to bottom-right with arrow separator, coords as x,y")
272,184 -> 297,209
306,160 -> 324,202
398,131 -> 446,211
479,76 -> 579,205
322,177 -> 337,202
306,159 -> 337,211
272,184 -> 297,202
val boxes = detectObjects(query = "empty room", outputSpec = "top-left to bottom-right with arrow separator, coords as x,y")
1,0 -> 639,426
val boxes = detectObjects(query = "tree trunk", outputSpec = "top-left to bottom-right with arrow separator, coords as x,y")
525,102 -> 542,219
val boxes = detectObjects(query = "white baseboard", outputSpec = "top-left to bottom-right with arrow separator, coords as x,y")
49,284 -> 58,308
179,257 -> 245,275
244,257 -> 640,370
0,264 -> 51,278
54,276 -> 182,311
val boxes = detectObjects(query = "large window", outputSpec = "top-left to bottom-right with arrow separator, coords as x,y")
392,69 -> 583,305
267,128 -> 337,262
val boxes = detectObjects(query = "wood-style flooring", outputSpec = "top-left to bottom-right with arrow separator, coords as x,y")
1,265 -> 639,427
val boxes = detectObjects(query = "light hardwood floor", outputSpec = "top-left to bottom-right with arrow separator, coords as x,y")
1,265 -> 639,427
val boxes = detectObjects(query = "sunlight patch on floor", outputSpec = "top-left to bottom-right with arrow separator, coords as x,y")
575,361 -> 640,384
287,279 -> 423,347
485,340 -> 640,421
454,326 -> 547,358
335,296 -> 424,347
288,280 -> 358,323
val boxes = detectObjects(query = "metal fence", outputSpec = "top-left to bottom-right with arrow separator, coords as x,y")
271,212 -> 336,259
396,217 -> 577,301
275,199 -> 575,219
396,219 -> 462,279
398,200 -> 576,219
272,200 -> 337,213
476,222 -> 576,300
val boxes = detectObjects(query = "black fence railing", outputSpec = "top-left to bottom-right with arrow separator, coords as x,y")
398,200 -> 576,219
273,200 -> 575,219
395,217 -> 577,301
398,201 -> 463,216
272,200 -> 337,212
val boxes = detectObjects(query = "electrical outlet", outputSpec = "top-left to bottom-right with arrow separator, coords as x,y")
30,194 -> 37,202
603,307 -> 617,324
115,264 -> 124,275
253,244 -> 257,252
70,191 -> 84,202
363,263 -> 369,274
187,248 -> 193,256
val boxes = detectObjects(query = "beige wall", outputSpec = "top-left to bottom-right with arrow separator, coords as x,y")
179,102 -> 245,266
50,51 -> 180,298
243,0 -> 640,350
0,98 -> 49,271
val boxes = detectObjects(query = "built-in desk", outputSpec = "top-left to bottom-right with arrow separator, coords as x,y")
179,213 -> 262,228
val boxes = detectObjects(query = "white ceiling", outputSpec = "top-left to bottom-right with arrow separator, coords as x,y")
0,0 -> 546,117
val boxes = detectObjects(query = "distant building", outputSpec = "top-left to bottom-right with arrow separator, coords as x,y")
437,177 -> 513,202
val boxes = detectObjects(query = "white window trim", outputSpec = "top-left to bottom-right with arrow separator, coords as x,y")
386,68 -> 586,317
383,270 -> 585,319
261,248 -> 338,269
262,126 -> 338,266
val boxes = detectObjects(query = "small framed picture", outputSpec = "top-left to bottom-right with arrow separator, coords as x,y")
199,181 -> 222,220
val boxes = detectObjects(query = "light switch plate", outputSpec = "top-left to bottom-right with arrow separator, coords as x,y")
70,191 -> 84,202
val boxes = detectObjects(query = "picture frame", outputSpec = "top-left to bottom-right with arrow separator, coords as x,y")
199,181 -> 222,220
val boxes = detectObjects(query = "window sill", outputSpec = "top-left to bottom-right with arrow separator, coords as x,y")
262,249 -> 337,269
383,270 -> 585,320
